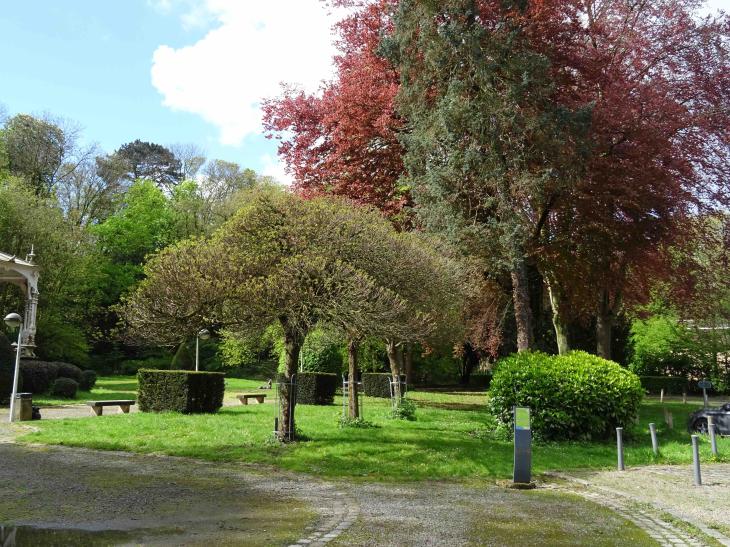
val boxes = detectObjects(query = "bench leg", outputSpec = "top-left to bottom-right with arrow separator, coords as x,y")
256,397 -> 264,404
120,405 -> 130,414
240,398 -> 248,405
91,406 -> 103,416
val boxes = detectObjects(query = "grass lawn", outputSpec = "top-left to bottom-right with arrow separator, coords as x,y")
22,378 -> 730,481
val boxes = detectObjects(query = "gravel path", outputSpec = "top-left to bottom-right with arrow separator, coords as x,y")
550,465 -> 730,547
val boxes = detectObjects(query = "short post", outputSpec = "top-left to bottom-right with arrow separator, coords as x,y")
682,392 -> 687,404
708,417 -> 718,457
698,379 -> 712,409
663,408 -> 674,429
691,434 -> 702,486
660,388 -> 664,403
703,388 -> 709,409
649,423 -> 659,456
513,406 -> 532,484
616,427 -> 625,471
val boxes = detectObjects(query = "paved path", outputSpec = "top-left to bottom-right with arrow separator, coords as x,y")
549,465 -> 730,547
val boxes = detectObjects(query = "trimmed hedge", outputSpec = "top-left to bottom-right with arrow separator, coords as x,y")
362,373 -> 405,398
0,332 -> 17,404
639,376 -> 687,395
138,369 -> 225,413
295,372 -> 338,405
489,351 -> 644,441
50,377 -> 79,398
79,370 -> 98,391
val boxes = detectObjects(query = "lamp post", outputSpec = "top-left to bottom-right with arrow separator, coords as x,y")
195,328 -> 210,372
4,313 -> 22,423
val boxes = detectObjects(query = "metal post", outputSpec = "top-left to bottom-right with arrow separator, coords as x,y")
616,427 -> 625,471
195,334 -> 200,372
708,417 -> 718,457
8,325 -> 22,424
649,423 -> 658,456
691,435 -> 702,486
703,388 -> 709,409
682,392 -> 687,404
660,388 -> 664,403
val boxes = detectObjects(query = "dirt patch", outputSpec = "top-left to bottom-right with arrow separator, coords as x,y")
0,438 -> 347,546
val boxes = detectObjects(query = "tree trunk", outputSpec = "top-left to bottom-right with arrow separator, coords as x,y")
460,342 -> 479,385
596,290 -> 613,360
386,340 -> 403,402
403,343 -> 414,386
347,338 -> 360,419
511,258 -> 534,352
546,279 -> 569,355
279,320 -> 303,441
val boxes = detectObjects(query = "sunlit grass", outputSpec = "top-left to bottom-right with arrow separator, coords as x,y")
22,380 -> 730,481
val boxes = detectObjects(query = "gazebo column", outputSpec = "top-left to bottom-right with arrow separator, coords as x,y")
22,285 -> 38,356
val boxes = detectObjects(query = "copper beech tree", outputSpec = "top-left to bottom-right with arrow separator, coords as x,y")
122,188 -> 467,437
266,0 -> 729,359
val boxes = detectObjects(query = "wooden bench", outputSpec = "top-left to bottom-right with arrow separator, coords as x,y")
87,400 -> 135,416
237,393 -> 267,405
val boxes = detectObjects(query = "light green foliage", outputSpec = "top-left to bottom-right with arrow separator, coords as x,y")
489,351 -> 644,441
275,328 -> 343,374
92,179 -> 174,264
629,314 -> 697,377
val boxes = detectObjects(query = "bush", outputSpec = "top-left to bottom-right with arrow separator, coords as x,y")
489,351 -> 644,441
50,377 -> 78,398
362,373 -> 405,398
0,332 -> 18,404
79,370 -> 98,391
294,372 -> 338,405
390,398 -> 417,421
56,362 -> 83,382
639,376 -> 687,395
137,369 -> 225,413
19,361 -> 59,394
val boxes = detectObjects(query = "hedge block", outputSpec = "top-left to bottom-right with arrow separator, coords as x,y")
286,372 -> 337,405
362,373 -> 405,398
138,369 -> 224,413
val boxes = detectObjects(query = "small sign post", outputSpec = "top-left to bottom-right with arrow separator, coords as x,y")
698,379 -> 712,409
513,406 -> 532,484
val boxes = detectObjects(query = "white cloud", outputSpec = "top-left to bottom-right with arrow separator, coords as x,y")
151,0 -> 344,146
261,153 -> 292,186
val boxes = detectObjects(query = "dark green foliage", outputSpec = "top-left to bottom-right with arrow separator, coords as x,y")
137,369 -> 225,413
469,373 -> 493,389
0,332 -> 18,404
18,361 -> 82,394
79,370 -> 97,391
56,362 -> 83,382
50,377 -> 78,398
294,372 -> 338,405
489,351 -> 644,441
362,373 -> 405,398
639,376 -> 688,395
19,361 -> 58,394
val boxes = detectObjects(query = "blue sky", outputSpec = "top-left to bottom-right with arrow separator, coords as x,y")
1,0 -> 727,182
0,1 -> 341,182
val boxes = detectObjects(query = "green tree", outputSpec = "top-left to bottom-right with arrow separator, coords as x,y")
97,140 -> 182,191
385,0 -> 589,352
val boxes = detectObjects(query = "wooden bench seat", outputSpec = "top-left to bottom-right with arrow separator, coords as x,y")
87,400 -> 136,416
237,393 -> 267,405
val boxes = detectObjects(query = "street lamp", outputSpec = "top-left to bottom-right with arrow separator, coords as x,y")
195,328 -> 210,372
4,313 -> 22,423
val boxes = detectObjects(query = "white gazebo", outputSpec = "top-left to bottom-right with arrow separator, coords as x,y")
0,249 -> 39,356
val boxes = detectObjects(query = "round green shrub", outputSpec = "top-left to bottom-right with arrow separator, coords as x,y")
79,370 -> 98,391
50,377 -> 79,399
20,361 -> 59,393
488,351 -> 644,441
56,362 -> 83,382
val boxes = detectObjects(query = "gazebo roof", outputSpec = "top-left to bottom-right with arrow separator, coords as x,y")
0,251 -> 36,268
